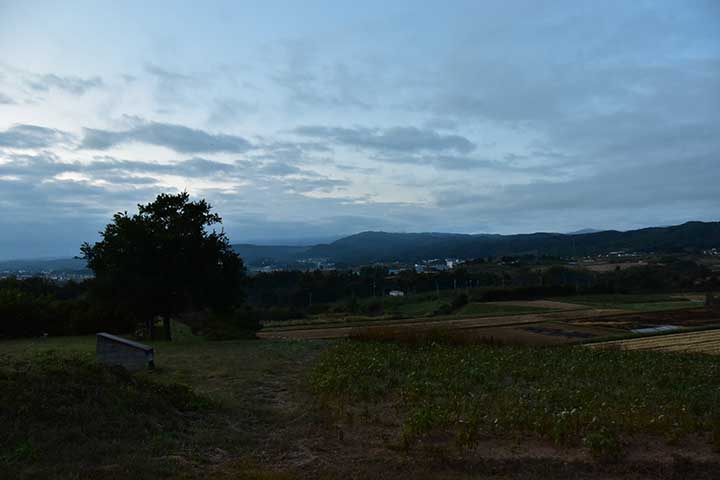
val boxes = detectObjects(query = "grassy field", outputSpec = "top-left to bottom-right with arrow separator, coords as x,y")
312,340 -> 720,461
3,325 -> 720,479
560,294 -> 704,312
0,336 -> 326,479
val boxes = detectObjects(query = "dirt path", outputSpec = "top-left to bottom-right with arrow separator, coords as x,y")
259,307 -> 628,340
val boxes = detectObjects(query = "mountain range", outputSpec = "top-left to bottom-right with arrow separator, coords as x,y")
232,221 -> 720,265
2,221 -> 717,271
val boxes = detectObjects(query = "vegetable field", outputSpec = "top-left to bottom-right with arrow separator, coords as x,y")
589,329 -> 720,355
311,340 -> 720,461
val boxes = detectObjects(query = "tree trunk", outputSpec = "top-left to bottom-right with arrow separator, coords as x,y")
163,316 -> 172,341
147,318 -> 154,340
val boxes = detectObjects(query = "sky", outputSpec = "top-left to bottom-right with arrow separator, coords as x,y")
0,0 -> 718,259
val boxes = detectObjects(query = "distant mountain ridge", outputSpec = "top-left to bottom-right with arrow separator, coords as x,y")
233,221 -> 720,265
231,244 -> 311,265
5,221 -> 716,269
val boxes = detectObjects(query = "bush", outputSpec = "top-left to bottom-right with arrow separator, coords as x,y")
476,285 -> 577,302
363,300 -> 385,317
261,306 -> 305,322
203,306 -> 261,340
0,285 -> 135,339
451,293 -> 469,310
432,303 -> 453,316
583,428 -> 624,462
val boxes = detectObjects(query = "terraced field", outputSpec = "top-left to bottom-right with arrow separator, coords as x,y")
589,329 -> 720,355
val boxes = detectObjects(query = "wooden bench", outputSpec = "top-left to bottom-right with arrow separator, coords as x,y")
96,332 -> 154,371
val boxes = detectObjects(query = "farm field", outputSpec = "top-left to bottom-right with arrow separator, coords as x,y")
348,321 -> 623,346
258,306 -> 626,340
570,307 -> 720,331
311,340 -> 720,463
552,293 -> 705,312
262,301 -> 561,329
589,329 -> 720,355
261,294 -> 714,344
261,296 -> 584,329
3,334 -> 720,479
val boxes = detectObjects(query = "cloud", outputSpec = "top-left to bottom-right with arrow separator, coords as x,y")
0,124 -> 71,149
26,73 -> 103,95
257,161 -> 303,176
293,125 -> 475,154
1,1 -> 719,258
0,93 -> 15,104
145,64 -> 193,83
0,150 -> 349,201
371,153 -> 555,172
433,155 -> 720,212
271,43 -> 375,110
144,63 -> 199,109
207,98 -> 257,124
80,121 -> 253,153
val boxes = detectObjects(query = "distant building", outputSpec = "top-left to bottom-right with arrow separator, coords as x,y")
388,290 -> 405,297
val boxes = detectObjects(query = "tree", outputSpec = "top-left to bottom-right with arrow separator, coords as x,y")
81,192 -> 244,340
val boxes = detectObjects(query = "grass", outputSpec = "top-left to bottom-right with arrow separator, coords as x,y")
0,351 -> 213,478
456,302 -> 553,316
0,335 -> 326,479
618,301 -> 705,312
560,294 -> 704,312
563,294 -> 688,305
311,340 -> 720,460
4,328 -> 720,478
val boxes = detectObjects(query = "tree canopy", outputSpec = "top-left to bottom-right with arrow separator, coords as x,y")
81,192 -> 244,339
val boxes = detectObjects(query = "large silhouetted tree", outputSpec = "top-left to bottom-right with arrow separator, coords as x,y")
81,192 -> 244,340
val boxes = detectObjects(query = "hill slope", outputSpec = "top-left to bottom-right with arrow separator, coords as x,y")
300,221 -> 720,263
231,244 -> 310,265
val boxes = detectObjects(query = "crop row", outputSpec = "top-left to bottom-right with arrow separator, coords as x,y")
590,330 -> 720,355
311,340 -> 720,460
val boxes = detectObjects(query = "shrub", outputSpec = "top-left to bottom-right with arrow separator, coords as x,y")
203,306 -> 261,340
583,428 -> 624,462
432,303 -> 453,316
363,300 -> 385,317
451,292 -> 469,310
478,285 -> 577,301
261,306 -> 305,322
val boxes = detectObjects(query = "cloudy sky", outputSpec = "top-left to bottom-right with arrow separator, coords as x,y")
0,0 -> 718,259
